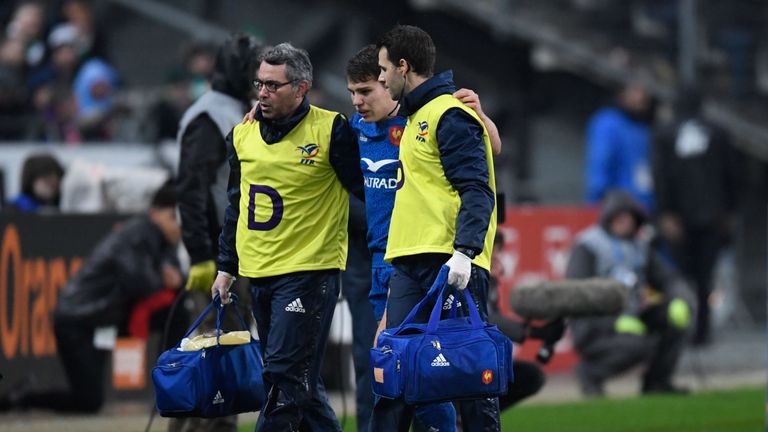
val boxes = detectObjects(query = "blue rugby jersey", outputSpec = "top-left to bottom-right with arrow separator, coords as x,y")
349,112 -> 405,255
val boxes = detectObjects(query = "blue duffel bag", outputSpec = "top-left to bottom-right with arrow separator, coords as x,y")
371,266 -> 514,405
152,294 -> 266,418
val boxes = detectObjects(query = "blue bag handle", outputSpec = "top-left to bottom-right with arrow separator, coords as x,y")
181,294 -> 249,346
426,273 -> 484,334
395,266 -> 451,331
214,295 -> 250,345
392,265 -> 484,335
447,286 -> 461,319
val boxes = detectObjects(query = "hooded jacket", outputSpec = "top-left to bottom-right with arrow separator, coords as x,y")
566,191 -> 689,349
176,34 -> 260,265
566,191 -> 684,315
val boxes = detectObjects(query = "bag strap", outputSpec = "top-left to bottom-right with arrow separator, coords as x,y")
181,294 -> 249,344
394,266 -> 450,333
182,298 -> 218,340
426,277 -> 484,334
447,286 -> 460,319
215,295 -> 250,345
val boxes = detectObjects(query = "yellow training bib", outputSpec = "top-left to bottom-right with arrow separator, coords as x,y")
232,106 -> 349,277
385,94 -> 496,271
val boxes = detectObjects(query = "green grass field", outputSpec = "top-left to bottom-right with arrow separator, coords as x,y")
238,387 -> 765,432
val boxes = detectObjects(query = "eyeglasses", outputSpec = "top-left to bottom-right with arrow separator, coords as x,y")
253,79 -> 296,93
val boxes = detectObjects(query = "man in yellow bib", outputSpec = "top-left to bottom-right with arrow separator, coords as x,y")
371,25 -> 499,432
211,43 -> 363,432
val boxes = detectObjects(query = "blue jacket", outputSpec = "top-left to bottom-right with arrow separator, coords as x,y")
9,193 -> 41,212
350,113 -> 404,257
585,107 -> 654,212
399,70 -> 494,254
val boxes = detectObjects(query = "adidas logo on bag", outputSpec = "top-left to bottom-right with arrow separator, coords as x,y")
442,294 -> 461,310
431,353 -> 450,367
285,298 -> 306,313
212,390 -> 225,405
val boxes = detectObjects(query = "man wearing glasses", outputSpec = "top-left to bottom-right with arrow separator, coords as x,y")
211,43 -> 363,432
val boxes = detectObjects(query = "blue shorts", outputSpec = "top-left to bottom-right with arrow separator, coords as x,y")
369,252 -> 391,322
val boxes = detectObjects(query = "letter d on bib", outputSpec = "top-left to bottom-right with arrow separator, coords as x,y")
248,185 -> 283,231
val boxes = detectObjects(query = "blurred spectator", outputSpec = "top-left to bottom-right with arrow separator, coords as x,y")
170,32 -> 260,432
566,191 -> 693,397
57,0 -> 108,61
8,152 -> 64,212
72,56 -> 118,140
652,88 -> 740,346
0,37 -> 29,139
146,70 -> 194,143
27,23 -> 81,142
585,82 -> 655,213
176,33 -> 259,292
5,1 -> 45,69
185,42 -> 216,101
146,42 -> 217,143
0,181 -> 183,413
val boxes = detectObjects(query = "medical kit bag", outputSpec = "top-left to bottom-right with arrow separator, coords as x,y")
370,266 -> 514,404
152,294 -> 266,418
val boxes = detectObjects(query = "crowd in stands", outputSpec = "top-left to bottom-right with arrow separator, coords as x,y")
0,0 -> 222,145
0,0 -> 118,141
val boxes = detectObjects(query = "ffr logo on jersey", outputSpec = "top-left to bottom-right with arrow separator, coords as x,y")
296,143 -> 320,166
415,121 -> 429,143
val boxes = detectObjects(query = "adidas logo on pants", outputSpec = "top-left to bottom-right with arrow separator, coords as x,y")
285,298 -> 306,313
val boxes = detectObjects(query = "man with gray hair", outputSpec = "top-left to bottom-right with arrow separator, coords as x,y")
211,42 -> 363,431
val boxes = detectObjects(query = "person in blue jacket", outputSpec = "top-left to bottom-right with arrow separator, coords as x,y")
585,82 -> 655,213
346,43 -> 501,432
8,153 -> 64,213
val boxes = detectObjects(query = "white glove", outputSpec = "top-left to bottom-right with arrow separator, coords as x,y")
445,250 -> 472,290
211,271 -> 236,304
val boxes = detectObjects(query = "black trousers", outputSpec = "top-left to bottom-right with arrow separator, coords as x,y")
18,317 -> 107,412
573,302 -> 686,388
671,226 -> 723,344
250,270 -> 341,432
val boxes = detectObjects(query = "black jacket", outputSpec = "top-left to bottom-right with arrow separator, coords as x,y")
399,70 -> 495,254
177,114 -> 230,264
653,118 -> 740,228
54,216 -> 176,326
176,34 -> 259,264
